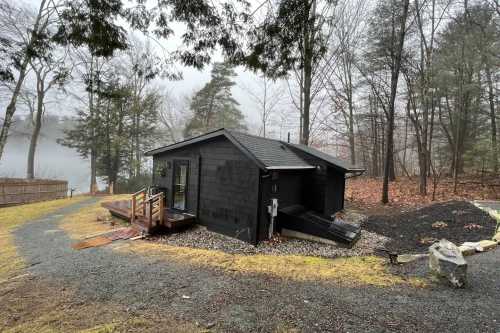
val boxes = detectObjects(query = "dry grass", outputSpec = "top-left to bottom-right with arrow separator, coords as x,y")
119,242 -> 427,288
0,195 -> 204,333
59,194 -> 130,240
59,194 -> 427,288
0,196 -> 88,280
0,279 -> 201,333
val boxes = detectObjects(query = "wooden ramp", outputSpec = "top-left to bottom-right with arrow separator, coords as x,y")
101,189 -> 195,234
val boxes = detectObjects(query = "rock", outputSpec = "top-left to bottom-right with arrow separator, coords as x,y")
463,240 -> 497,252
429,239 -> 467,288
396,253 -> 428,264
458,244 -> 476,256
477,240 -> 497,251
493,232 -> 500,243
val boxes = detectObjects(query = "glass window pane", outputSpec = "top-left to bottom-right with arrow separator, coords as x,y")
173,163 -> 188,210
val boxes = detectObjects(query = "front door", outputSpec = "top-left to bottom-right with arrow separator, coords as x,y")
172,160 -> 189,210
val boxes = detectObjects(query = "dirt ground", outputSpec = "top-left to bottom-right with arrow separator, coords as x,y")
0,198 -> 499,332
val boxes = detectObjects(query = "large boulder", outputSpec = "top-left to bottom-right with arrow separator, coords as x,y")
429,239 -> 467,288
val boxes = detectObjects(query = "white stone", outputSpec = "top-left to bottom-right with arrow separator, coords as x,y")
477,240 -> 497,251
458,245 -> 475,256
429,239 -> 467,288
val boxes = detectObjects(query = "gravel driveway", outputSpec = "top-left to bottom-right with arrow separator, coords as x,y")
9,199 -> 500,332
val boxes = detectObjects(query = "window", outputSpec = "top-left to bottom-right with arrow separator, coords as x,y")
172,160 -> 189,210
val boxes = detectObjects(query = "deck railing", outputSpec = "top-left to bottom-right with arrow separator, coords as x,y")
146,192 -> 164,229
131,188 -> 165,231
131,188 -> 147,224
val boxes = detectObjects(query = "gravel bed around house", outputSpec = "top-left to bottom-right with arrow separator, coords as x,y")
150,210 -> 390,258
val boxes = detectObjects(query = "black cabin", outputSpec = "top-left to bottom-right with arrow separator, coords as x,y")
145,129 -> 363,245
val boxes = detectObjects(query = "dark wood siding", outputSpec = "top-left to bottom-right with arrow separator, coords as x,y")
153,136 -> 260,244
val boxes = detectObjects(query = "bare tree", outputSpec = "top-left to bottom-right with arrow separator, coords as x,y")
322,0 -> 367,165
158,91 -> 191,144
0,0 -> 55,162
241,75 -> 284,137
26,52 -> 71,179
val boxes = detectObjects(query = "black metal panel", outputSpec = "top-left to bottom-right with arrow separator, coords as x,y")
278,205 -> 361,247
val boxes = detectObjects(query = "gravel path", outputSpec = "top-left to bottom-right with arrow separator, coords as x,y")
9,199 -> 500,332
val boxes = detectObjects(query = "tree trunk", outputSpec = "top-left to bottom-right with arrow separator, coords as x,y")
382,0 -> 410,204
301,0 -> 316,146
26,76 -> 45,179
302,43 -> 312,146
347,68 -> 356,165
89,57 -> 98,194
485,64 -> 498,174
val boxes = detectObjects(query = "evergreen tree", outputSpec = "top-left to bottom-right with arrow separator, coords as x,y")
184,63 -> 247,137
59,67 -> 162,191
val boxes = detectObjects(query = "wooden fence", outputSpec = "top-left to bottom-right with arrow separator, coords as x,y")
0,178 -> 68,207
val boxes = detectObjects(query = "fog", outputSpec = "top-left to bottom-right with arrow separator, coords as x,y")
0,118 -> 104,194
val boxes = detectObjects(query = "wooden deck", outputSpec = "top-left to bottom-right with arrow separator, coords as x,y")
101,199 -> 195,234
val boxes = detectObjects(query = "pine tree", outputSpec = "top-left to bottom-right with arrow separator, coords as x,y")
184,62 -> 247,137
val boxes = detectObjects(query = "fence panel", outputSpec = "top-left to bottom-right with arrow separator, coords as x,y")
0,178 -> 68,206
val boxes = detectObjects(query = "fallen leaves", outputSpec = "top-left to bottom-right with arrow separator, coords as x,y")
431,221 -> 448,229
419,237 -> 438,245
346,176 -> 499,209
463,223 -> 483,231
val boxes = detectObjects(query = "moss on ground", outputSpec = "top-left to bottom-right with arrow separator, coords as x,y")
119,242 -> 427,288
0,196 -> 88,280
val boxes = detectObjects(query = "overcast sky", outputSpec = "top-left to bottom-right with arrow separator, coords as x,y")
15,0 -> 297,139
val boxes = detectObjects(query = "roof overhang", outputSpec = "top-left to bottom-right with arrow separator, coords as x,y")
145,129 -> 225,156
266,166 -> 316,170
145,129 -> 269,170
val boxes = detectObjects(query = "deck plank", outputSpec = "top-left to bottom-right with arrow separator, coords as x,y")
101,199 -> 195,233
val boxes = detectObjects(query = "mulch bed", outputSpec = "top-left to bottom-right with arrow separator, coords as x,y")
363,200 -> 498,254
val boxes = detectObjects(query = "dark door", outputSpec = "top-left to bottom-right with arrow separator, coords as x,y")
172,160 -> 189,210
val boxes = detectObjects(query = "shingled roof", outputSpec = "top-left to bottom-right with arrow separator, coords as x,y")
145,129 -> 362,172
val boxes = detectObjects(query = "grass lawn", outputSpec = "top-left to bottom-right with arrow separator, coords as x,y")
59,194 -> 131,240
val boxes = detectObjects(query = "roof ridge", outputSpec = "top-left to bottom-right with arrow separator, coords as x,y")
225,129 -> 286,143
